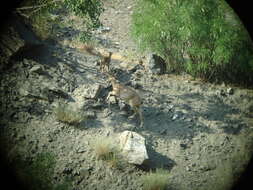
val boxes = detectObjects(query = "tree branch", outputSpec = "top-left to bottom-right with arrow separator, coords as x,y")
16,0 -> 62,11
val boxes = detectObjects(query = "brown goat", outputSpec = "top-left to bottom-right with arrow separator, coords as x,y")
106,74 -> 144,127
97,52 -> 112,72
81,44 -> 112,73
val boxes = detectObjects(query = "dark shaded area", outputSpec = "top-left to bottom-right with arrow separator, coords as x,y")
11,43 -> 46,62
144,145 -> 176,171
232,155 -> 253,190
0,151 -> 27,190
226,0 -> 253,39
135,140 -> 176,172
110,67 -> 132,83
0,12 -> 44,63
177,93 -> 245,135
142,104 -> 214,139
0,1 -> 23,29
146,53 -> 167,75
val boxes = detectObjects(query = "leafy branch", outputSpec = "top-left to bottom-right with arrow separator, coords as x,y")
15,0 -> 62,18
14,0 -> 105,41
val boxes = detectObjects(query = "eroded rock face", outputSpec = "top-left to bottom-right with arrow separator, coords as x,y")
118,130 -> 149,165
0,14 -> 43,70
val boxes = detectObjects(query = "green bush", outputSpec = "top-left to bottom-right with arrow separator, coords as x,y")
132,0 -> 253,85
15,152 -> 72,190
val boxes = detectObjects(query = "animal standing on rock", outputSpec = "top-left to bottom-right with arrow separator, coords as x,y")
80,44 -> 112,72
106,73 -> 144,128
97,51 -> 112,73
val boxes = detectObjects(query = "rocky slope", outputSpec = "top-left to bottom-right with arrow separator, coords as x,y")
0,1 -> 253,190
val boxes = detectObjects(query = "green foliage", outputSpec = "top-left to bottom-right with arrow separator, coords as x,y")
26,152 -> 56,189
132,0 -> 253,85
64,0 -> 104,41
54,178 -> 73,190
64,0 -> 104,28
15,152 -> 72,190
17,0 -> 61,39
17,0 -> 104,41
18,0 -> 59,16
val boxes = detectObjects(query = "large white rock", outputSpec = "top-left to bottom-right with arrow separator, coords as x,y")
118,130 -> 149,165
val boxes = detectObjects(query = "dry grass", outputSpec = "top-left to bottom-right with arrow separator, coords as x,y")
91,136 -> 125,169
141,168 -> 170,190
54,104 -> 84,125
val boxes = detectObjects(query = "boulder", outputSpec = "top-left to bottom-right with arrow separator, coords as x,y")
29,65 -> 44,74
72,83 -> 103,100
118,130 -> 149,165
70,83 -> 106,111
146,53 -> 167,74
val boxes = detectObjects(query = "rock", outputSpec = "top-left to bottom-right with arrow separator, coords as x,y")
172,114 -> 179,120
118,101 -> 128,111
180,143 -> 189,149
90,102 -> 104,109
199,165 -> 216,172
186,118 -> 193,122
186,166 -> 191,171
227,88 -> 234,95
69,84 -> 106,110
76,146 -> 86,153
119,62 -> 140,71
79,168 -> 91,178
19,88 -> 29,97
29,65 -> 44,74
97,26 -> 111,33
130,81 -> 142,89
160,129 -> 167,135
43,87 -> 70,101
146,53 -> 167,74
62,167 -> 73,174
168,104 -> 174,111
217,89 -> 226,96
85,111 -> 96,119
118,130 -> 149,165
72,83 -> 103,100
108,95 -> 117,104
103,108 -> 112,117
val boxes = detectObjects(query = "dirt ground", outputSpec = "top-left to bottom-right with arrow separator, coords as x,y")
0,0 -> 253,190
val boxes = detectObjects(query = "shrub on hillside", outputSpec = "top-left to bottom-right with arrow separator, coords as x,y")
132,0 -> 253,85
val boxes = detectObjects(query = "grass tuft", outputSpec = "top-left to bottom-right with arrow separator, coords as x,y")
54,104 -> 85,125
91,136 -> 125,169
141,168 -> 170,190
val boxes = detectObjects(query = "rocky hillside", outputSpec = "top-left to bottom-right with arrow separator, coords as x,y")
1,1 -> 253,190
